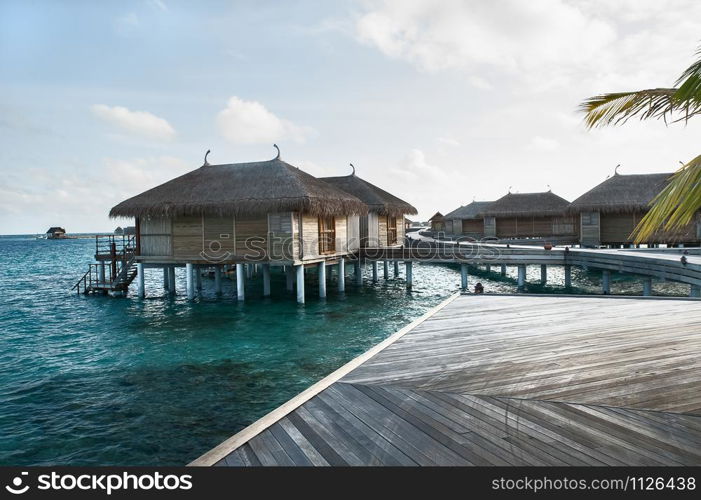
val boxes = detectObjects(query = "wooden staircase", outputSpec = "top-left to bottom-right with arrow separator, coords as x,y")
73,235 -> 138,295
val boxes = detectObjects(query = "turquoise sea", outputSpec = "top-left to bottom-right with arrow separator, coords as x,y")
0,235 -> 689,466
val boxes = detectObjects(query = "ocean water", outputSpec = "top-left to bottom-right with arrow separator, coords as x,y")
0,236 -> 689,466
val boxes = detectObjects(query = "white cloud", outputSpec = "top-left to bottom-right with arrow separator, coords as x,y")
437,137 -> 460,147
354,0 -> 701,92
356,1 -> 615,74
528,136 -> 560,152
216,96 -> 315,144
91,105 -> 176,141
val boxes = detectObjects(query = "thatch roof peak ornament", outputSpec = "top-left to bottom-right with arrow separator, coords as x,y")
273,144 -> 280,160
614,164 -> 621,176
349,163 -> 356,176
203,149 -> 211,166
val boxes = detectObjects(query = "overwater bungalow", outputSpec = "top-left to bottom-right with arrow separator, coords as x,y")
321,168 -> 417,247
46,227 -> 66,239
481,191 -> 578,241
442,201 -> 494,239
429,212 -> 444,232
85,150 -> 371,302
569,172 -> 701,247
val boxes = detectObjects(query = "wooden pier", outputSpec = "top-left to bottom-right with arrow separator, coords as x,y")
191,294 -> 701,466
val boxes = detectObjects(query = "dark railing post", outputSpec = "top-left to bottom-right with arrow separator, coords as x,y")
110,242 -> 117,281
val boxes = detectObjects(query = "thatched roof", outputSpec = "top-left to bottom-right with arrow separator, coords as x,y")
110,158 -> 368,218
568,173 -> 672,214
429,212 -> 444,221
47,227 -> 65,234
483,191 -> 570,217
321,174 -> 417,216
444,201 -> 494,220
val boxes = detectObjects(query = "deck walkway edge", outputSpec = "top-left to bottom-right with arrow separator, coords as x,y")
188,291 -> 461,466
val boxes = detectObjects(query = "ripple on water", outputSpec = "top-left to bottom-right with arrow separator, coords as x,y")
0,236 -> 688,465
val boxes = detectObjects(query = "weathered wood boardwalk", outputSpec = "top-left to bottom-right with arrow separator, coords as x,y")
192,295 -> 701,466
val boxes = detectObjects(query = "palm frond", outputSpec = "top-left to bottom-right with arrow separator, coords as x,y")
632,155 -> 701,243
674,46 -> 701,105
579,89 -> 678,129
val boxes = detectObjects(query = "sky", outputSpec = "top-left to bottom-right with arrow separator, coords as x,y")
2,0 -> 701,233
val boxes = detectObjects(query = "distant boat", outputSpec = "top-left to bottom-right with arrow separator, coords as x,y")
46,227 -> 68,239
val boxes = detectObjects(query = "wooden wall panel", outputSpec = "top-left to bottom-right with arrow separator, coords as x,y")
600,213 -> 636,243
461,219 -> 483,236
140,216 -> 172,256
347,215 -> 360,251
367,212 -> 379,247
301,214 -> 319,259
336,216 -> 348,253
173,216 -> 203,258
235,216 -> 268,259
396,216 -> 405,243
378,216 -> 388,246
202,216 -> 235,260
268,212 -> 294,261
496,217 -> 517,238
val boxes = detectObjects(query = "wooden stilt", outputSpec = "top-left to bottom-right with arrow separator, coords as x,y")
460,263 -> 468,290
186,263 -> 194,300
214,266 -> 222,295
163,267 -> 169,292
564,265 -> 572,288
517,264 -> 526,289
500,264 -> 506,276
338,259 -> 345,292
98,261 -> 106,285
486,264 -> 491,273
540,265 -> 547,285
168,266 -> 176,295
318,262 -> 326,298
643,277 -> 652,297
383,261 -> 389,280
195,265 -> 202,291
372,261 -> 378,282
286,266 -> 294,291
236,263 -> 245,301
263,264 -> 271,297
602,270 -> 611,295
690,285 -> 701,298
405,261 -> 413,289
355,261 -> 362,285
137,263 -> 145,298
296,265 -> 305,304
394,260 -> 400,277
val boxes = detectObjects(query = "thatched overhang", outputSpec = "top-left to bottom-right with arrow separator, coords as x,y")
444,201 -> 494,220
110,158 -> 368,218
568,173 -> 672,214
429,212 -> 444,222
482,191 -> 570,217
321,173 -> 417,217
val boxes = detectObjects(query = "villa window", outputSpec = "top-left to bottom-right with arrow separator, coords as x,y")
318,216 -> 336,254
387,216 -> 398,245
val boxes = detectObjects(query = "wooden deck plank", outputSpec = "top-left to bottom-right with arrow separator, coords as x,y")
202,295 -> 701,466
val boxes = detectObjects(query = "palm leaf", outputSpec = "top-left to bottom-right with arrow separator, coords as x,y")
579,89 -> 678,128
632,155 -> 701,243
